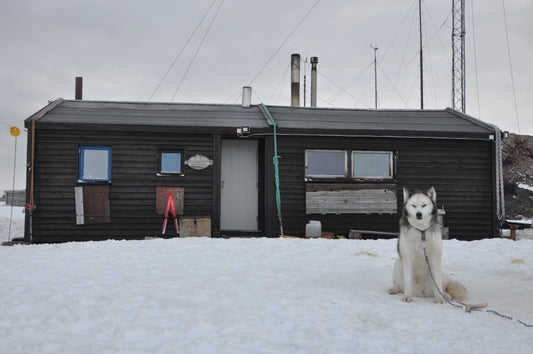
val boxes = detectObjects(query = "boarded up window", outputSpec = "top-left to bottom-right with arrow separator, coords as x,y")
306,183 -> 397,214
156,187 -> 184,215
75,185 -> 111,225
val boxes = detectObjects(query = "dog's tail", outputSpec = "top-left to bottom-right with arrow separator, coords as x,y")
446,279 -> 467,301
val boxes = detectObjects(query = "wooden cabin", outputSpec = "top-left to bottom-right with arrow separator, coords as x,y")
24,99 -> 505,242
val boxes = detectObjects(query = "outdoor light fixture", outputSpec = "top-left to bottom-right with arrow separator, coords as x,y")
236,126 -> 250,136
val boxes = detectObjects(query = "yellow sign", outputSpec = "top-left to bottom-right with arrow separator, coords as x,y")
10,126 -> 20,137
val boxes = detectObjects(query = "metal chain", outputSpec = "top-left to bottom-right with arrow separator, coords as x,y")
422,244 -> 532,328
422,245 -> 463,309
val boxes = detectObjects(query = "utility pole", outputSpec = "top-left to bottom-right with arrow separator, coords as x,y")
452,0 -> 466,113
370,44 -> 379,109
419,0 -> 424,110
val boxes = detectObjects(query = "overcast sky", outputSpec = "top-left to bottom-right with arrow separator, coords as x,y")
1,0 -> 531,192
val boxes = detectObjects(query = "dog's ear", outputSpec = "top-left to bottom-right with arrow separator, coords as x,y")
403,187 -> 410,204
427,186 -> 437,203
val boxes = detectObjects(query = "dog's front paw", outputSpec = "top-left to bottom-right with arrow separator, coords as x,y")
402,295 -> 413,303
434,296 -> 444,304
388,285 -> 400,295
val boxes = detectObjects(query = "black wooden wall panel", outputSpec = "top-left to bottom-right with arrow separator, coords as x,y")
27,122 -> 496,242
29,124 -> 215,242
275,136 -> 495,240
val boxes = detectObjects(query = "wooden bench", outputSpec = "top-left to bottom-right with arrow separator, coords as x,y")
502,220 -> 532,241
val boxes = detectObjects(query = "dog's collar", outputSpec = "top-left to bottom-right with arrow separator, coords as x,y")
416,228 -> 427,241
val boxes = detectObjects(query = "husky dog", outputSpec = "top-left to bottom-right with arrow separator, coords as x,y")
388,187 -> 467,303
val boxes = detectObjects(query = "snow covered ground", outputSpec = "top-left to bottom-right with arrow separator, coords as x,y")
1,205 -> 532,353
518,183 -> 533,192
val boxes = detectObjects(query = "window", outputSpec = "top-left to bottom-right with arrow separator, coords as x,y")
158,151 -> 183,175
305,149 -> 394,180
352,151 -> 393,178
305,150 -> 347,177
79,146 -> 111,182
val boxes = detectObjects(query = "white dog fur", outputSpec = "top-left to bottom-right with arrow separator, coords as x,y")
388,187 -> 467,303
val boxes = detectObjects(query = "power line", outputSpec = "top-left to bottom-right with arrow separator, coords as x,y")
387,4 -> 417,107
246,0 -> 321,87
501,0 -> 520,133
171,0 -> 225,101
470,0 -> 481,118
325,61 -> 373,104
148,0 -> 218,101
377,62 -> 410,107
318,70 -> 369,108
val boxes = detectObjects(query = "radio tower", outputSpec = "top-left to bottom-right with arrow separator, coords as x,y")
452,0 -> 466,113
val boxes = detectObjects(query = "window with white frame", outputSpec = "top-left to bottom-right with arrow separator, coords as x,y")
352,151 -> 393,179
305,150 -> 347,178
79,146 -> 112,182
158,151 -> 183,175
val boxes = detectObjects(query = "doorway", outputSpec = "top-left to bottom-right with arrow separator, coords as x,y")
220,139 -> 259,231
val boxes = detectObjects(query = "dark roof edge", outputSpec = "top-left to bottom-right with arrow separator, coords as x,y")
445,107 -> 499,134
24,98 -> 65,122
59,98 -> 247,109
266,104 -> 450,114
56,99 -> 458,114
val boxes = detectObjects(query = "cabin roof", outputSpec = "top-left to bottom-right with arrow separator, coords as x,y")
26,99 -> 496,136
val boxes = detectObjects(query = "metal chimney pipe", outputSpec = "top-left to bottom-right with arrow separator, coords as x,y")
75,77 -> 83,100
310,57 -> 318,107
242,86 -> 252,108
291,54 -> 300,107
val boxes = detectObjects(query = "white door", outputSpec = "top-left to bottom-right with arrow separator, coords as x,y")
221,140 -> 258,231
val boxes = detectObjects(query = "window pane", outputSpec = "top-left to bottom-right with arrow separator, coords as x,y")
353,152 -> 391,178
81,148 -> 110,181
307,150 -> 346,177
161,152 -> 182,173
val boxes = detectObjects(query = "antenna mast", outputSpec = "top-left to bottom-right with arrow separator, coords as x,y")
452,0 -> 466,112
418,0 -> 424,109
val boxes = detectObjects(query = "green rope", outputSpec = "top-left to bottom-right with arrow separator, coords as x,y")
260,103 -> 284,237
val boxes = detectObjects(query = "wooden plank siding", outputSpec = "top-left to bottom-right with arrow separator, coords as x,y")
25,119 -> 497,242
275,136 -> 494,240
305,183 -> 397,214
28,123 -> 217,242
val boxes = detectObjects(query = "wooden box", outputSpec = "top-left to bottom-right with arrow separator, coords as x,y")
179,216 -> 211,238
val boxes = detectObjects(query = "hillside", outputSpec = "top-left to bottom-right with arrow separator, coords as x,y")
503,133 -> 533,218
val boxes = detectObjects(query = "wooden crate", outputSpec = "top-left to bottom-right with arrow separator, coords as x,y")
179,216 -> 211,237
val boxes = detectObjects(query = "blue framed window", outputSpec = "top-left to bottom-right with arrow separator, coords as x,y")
158,150 -> 183,175
79,146 -> 112,182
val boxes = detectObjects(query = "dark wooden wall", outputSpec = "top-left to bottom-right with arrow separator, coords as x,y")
275,136 -> 495,240
27,123 -> 217,242
26,122 -> 497,242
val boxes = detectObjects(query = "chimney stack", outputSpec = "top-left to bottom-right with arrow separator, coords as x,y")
242,86 -> 252,108
291,54 -> 300,107
310,57 -> 318,107
75,77 -> 83,100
